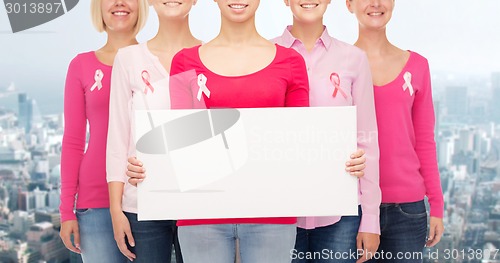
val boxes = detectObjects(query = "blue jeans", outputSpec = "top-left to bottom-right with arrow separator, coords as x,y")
292,206 -> 362,263
367,200 -> 427,263
76,208 -> 126,263
179,224 -> 296,263
124,212 -> 183,263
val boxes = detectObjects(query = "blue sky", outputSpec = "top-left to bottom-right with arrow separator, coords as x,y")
0,0 -> 499,113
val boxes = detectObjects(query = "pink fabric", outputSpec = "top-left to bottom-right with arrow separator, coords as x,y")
60,52 -> 112,222
272,26 -> 381,234
106,43 -> 172,213
374,51 -> 444,218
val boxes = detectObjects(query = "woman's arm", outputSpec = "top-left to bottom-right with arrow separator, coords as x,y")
352,52 -> 381,262
285,48 -> 310,107
353,53 -> 381,235
106,51 -> 136,260
412,58 -> 444,219
412,57 -> 444,247
59,55 -> 85,253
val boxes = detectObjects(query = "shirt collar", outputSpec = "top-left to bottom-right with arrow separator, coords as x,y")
280,25 -> 333,51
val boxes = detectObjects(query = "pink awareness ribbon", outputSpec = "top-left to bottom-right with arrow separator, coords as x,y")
402,71 -> 414,96
142,70 -> 155,94
197,73 -> 211,101
90,69 -> 103,91
330,73 -> 347,99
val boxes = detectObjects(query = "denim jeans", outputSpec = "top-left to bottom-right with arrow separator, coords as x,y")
292,206 -> 362,263
367,200 -> 427,263
179,224 -> 296,263
76,208 -> 126,263
124,212 -> 183,263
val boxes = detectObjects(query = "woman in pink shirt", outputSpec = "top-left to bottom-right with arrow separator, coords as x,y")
106,0 -> 201,262
272,1 -> 381,262
165,1 -> 308,262
346,0 -> 445,262
128,0 -> 307,261
59,0 -> 148,262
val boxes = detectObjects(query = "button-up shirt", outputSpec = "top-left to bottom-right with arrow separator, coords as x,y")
272,26 -> 381,234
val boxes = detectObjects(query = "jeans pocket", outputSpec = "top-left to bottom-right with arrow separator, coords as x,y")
396,201 -> 427,219
75,208 -> 92,215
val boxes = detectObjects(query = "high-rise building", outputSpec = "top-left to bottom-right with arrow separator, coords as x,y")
35,209 -> 60,228
0,240 -> 35,263
438,136 -> 455,168
32,159 -> 49,182
33,187 -> 47,210
455,128 -> 474,154
492,72 -> 500,122
27,222 -> 68,262
48,164 -> 61,186
18,93 -> 33,133
11,210 -> 34,238
0,111 -> 16,130
47,189 -> 60,210
445,86 -> 468,119
17,191 -> 28,211
17,92 -> 42,134
18,190 -> 37,211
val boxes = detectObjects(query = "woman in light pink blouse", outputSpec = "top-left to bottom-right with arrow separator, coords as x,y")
272,1 -> 381,262
106,0 -> 201,262
60,0 -> 147,262
347,0 -> 445,262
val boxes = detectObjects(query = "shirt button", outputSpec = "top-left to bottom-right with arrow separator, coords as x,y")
307,67 -> 311,71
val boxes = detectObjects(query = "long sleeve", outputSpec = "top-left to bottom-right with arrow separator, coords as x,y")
352,54 -> 381,234
106,51 -> 132,184
169,50 -> 188,109
286,50 -> 310,107
412,60 -> 444,218
169,50 -> 207,110
60,57 -> 85,222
